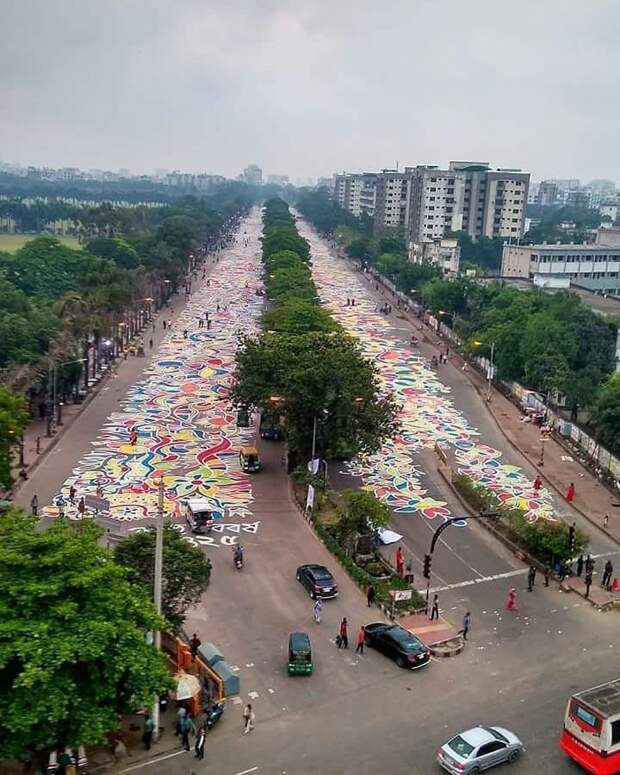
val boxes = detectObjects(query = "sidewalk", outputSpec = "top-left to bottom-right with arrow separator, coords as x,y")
363,264 -> 620,548
9,253 -> 217,509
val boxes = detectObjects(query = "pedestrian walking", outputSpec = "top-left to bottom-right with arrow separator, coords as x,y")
56,494 -> 66,519
338,617 -> 349,649
356,626 -> 365,654
604,513 -> 609,529
506,588 -> 517,611
183,329 -> 188,339
163,320 -> 167,330
130,429 -> 138,446
194,723 -> 207,759
527,565 -> 536,592
462,611 -> 471,640
585,554 -> 595,574
313,598 -> 322,624
149,338 -> 153,349
430,593 -> 440,621
602,559 -> 614,590
367,584 -> 376,607
77,497 -> 85,518
207,319 -> 212,329
189,633 -> 201,660
576,555 -> 584,577
396,545 -> 405,577
533,475 -> 542,491
566,482 -> 575,503
584,570 -> 593,599
242,703 -> 255,734
96,483 -> 104,498
30,494 -> 38,516
142,714 -> 154,751
180,714 -> 194,750
175,705 -> 187,736
544,567 -> 550,587
69,485 -> 77,505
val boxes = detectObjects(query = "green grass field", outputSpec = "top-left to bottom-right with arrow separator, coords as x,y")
0,234 -> 81,253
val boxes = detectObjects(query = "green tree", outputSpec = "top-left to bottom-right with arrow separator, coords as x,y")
262,301 -> 339,335
114,523 -> 212,631
0,389 -> 30,490
232,331 -> 400,461
338,489 -> 391,540
0,512 -> 170,761
591,374 -> 620,454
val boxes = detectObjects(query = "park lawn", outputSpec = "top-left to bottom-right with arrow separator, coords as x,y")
0,233 -> 81,253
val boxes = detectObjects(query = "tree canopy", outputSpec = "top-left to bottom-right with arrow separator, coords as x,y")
0,511 -> 170,761
114,523 -> 212,631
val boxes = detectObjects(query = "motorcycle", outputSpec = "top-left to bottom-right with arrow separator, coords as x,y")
206,701 -> 225,730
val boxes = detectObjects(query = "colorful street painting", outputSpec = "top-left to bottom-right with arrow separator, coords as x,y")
42,213 -> 264,544
299,224 -> 555,524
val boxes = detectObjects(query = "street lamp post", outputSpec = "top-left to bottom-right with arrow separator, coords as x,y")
486,342 -> 495,402
48,358 -> 88,435
152,477 -> 165,741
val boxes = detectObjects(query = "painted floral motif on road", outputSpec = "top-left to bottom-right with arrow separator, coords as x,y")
43,216 -> 264,536
300,225 -> 554,523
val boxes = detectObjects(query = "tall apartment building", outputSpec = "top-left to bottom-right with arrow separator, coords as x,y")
537,181 -> 559,206
333,161 -> 529,242
372,170 -> 410,232
406,166 -> 464,241
333,172 -> 378,218
242,164 -> 263,185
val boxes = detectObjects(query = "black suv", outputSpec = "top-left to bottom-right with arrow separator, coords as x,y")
296,564 -> 338,599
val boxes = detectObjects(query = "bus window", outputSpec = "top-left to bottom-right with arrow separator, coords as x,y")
573,702 -> 601,731
612,719 -> 620,746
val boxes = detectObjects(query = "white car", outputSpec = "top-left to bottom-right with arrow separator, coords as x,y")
437,726 -> 524,773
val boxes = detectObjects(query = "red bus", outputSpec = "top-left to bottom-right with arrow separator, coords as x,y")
561,679 -> 620,774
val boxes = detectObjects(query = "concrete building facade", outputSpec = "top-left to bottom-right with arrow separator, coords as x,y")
501,243 -> 620,296
406,166 -> 464,242
409,237 -> 460,275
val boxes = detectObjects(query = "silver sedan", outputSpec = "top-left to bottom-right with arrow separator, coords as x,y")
437,725 -> 524,773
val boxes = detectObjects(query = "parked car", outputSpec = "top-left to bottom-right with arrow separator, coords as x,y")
363,622 -> 430,669
296,564 -> 338,599
437,726 -> 524,774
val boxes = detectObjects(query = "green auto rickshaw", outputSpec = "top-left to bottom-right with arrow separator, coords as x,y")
287,632 -> 313,676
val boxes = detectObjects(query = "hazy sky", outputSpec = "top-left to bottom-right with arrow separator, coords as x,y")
2,0 -> 619,182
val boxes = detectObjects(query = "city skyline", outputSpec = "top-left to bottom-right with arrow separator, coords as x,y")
2,1 -> 619,182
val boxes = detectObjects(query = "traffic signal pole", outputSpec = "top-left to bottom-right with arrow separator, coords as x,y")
424,512 -> 500,614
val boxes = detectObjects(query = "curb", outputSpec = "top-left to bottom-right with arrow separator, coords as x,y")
428,636 -> 464,658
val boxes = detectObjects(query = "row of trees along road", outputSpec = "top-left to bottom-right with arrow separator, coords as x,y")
231,198 -> 400,467
297,190 -> 620,457
0,184 -> 257,491
0,508 -> 211,763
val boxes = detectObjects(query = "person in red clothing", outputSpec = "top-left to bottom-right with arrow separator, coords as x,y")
533,475 -> 542,491
506,588 -> 517,611
338,617 -> 348,649
565,482 -> 575,503
356,626 -> 365,655
396,546 -> 405,577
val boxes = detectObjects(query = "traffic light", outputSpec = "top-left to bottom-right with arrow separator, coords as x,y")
423,553 -> 432,579
568,522 -> 576,553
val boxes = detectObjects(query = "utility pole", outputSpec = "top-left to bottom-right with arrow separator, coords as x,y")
152,477 -> 165,741
311,415 -> 317,463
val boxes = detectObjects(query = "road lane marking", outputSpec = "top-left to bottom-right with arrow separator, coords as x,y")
235,768 -> 259,775
429,568 -> 527,593
117,750 -> 186,772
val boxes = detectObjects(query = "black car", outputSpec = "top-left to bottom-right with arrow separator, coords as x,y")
296,564 -> 338,599
259,416 -> 282,441
363,622 -> 430,669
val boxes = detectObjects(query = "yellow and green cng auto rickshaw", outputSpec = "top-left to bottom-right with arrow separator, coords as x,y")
287,632 -> 313,676
239,445 -> 261,473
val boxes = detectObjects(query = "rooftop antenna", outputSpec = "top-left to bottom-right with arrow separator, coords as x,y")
396,160 -> 399,171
